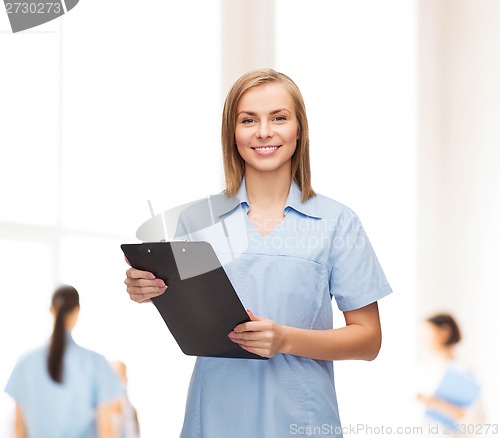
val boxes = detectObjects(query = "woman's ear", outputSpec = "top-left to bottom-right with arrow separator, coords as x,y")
65,306 -> 80,331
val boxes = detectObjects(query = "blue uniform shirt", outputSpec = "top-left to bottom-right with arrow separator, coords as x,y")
175,178 -> 392,438
5,334 -> 123,438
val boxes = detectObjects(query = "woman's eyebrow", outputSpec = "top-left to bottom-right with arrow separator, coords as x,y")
237,108 -> 292,117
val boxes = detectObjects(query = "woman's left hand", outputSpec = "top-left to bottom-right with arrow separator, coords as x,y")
228,310 -> 286,358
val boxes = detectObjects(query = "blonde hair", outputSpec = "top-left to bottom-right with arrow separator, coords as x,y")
221,68 -> 315,202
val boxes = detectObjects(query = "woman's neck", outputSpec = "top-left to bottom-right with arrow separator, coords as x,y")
244,166 -> 292,209
435,345 -> 455,361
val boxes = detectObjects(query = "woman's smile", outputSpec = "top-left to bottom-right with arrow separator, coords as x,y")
252,145 -> 282,155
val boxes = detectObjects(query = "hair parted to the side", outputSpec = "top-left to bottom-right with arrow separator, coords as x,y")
48,285 -> 80,383
221,68 -> 316,203
427,313 -> 462,346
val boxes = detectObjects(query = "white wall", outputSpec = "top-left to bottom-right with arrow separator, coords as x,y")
418,0 -> 500,424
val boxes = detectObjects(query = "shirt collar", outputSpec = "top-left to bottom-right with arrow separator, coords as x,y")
217,177 -> 321,219
284,179 -> 322,219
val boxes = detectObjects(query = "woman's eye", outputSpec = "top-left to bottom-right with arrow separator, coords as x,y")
274,116 -> 286,122
242,118 -> 254,124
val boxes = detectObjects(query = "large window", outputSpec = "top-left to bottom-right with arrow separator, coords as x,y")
1,2 -> 222,436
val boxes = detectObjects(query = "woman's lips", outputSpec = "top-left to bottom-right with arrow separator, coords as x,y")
251,145 -> 281,155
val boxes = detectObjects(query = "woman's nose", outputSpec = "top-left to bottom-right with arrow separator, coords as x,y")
256,121 -> 273,139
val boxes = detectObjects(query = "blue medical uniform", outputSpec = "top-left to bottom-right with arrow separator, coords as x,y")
176,178 -> 392,438
5,333 -> 123,438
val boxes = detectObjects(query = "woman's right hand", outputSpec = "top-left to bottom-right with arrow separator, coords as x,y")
124,259 -> 167,303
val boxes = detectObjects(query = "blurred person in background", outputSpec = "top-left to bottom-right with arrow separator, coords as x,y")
416,312 -> 485,437
110,360 -> 140,438
4,285 -> 123,438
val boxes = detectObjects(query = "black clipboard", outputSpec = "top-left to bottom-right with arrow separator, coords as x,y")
121,241 -> 266,360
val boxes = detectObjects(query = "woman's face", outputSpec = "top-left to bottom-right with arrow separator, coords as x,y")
419,321 -> 450,351
234,83 -> 299,175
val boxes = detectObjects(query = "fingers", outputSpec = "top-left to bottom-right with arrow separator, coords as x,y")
228,313 -> 284,358
124,267 -> 167,303
128,289 -> 163,303
230,312 -> 271,346
228,331 -> 262,342
231,310 -> 265,333
246,309 -> 264,321
233,319 -> 268,333
125,267 -> 156,280
228,323 -> 275,349
228,332 -> 273,358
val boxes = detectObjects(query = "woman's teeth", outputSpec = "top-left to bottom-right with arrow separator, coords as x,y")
254,146 -> 278,151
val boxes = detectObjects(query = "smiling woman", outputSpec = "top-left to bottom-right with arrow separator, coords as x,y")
125,68 -> 393,438
235,83 -> 299,175
234,82 -> 301,236
222,69 -> 315,203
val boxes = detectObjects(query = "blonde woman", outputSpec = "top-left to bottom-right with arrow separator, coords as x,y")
125,69 -> 392,438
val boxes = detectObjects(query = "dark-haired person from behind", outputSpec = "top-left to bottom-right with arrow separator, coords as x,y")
5,285 -> 123,438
